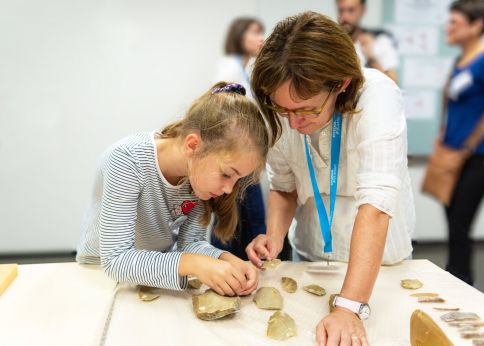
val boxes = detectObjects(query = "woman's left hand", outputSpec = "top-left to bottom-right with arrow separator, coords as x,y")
219,252 -> 259,295
316,308 -> 369,346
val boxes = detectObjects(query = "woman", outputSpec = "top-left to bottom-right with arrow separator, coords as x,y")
213,17 -> 264,99
443,0 -> 484,286
246,12 -> 415,345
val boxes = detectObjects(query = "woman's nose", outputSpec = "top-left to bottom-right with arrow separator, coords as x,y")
288,113 -> 303,129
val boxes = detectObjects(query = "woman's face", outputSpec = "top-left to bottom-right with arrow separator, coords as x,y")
446,11 -> 482,45
242,23 -> 264,56
189,150 -> 259,201
270,80 -> 339,135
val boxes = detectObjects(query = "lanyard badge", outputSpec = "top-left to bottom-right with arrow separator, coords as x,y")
304,112 -> 342,261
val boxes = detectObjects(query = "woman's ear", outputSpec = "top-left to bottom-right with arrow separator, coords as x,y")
184,133 -> 202,157
471,18 -> 483,37
339,78 -> 352,94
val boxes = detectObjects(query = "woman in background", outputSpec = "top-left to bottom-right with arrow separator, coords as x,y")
213,17 -> 264,99
443,0 -> 484,285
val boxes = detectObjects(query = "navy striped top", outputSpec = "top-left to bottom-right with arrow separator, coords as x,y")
76,132 -> 224,289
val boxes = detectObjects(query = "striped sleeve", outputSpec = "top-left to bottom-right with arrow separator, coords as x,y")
99,147 -> 188,290
177,203 -> 226,258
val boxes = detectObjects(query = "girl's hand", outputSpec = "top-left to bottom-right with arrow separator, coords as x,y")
245,234 -> 284,267
219,252 -> 259,295
180,253 -> 247,296
316,308 -> 369,346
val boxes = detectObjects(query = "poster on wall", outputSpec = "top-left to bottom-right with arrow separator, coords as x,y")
395,0 -> 453,25
386,25 -> 438,55
402,90 -> 437,119
402,57 -> 453,88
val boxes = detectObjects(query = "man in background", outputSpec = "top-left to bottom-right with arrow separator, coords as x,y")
336,0 -> 399,83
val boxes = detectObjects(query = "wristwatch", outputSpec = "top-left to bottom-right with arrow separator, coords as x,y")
333,295 -> 371,320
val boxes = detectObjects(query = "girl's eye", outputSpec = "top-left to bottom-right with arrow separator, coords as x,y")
222,172 -> 231,179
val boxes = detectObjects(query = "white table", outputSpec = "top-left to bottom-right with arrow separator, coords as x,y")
1,260 -> 483,346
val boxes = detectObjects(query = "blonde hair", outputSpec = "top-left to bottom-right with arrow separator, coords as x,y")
251,11 -> 364,142
160,82 -> 269,242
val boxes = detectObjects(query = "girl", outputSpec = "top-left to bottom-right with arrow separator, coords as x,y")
76,82 -> 268,296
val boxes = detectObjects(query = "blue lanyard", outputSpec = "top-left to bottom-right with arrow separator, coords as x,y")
303,112 -> 342,254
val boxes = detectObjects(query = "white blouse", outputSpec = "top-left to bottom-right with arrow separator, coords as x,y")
266,68 -> 415,265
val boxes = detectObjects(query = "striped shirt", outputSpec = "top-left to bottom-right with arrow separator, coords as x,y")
76,132 -> 224,289
267,69 -> 415,264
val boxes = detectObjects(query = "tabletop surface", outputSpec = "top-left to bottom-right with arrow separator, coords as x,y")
0,260 -> 482,346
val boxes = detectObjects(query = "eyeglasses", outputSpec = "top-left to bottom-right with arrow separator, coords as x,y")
264,85 -> 336,119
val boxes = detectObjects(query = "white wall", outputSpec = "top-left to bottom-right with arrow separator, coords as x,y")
257,0 -> 382,32
0,0 -> 258,253
1,0 -> 482,254
409,163 -> 484,240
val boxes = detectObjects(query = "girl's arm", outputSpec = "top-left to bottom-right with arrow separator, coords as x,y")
98,148 -> 191,290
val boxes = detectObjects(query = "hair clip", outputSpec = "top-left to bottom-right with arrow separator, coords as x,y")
211,83 -> 246,96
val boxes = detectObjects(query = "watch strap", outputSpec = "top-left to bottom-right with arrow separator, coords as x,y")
333,295 -> 363,314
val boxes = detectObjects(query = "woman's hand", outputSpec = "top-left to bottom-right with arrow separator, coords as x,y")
219,252 -> 259,295
179,253 -> 247,296
245,234 -> 284,267
316,308 -> 369,346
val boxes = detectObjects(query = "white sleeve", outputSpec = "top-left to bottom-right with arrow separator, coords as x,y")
354,71 -> 407,217
374,35 -> 399,71
266,138 -> 297,193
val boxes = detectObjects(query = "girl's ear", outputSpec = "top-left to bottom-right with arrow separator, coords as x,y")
184,133 -> 202,157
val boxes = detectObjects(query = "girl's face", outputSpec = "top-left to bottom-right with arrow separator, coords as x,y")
189,150 -> 260,201
242,23 -> 264,56
446,11 -> 482,45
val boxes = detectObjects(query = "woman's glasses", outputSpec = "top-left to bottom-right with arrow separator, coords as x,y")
264,85 -> 336,119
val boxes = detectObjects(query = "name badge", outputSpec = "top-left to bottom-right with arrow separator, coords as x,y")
449,70 -> 473,101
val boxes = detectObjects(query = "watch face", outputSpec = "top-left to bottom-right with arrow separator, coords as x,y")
359,304 -> 371,320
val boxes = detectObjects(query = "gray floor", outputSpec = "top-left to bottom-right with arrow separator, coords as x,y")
412,241 -> 484,292
1,243 -> 483,292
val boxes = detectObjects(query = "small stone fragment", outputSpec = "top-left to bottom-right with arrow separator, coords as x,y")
328,294 -> 337,313
262,259 -> 282,269
459,326 -> 479,332
462,332 -> 484,339
254,287 -> 283,310
267,311 -> 297,340
192,290 -> 241,320
418,296 -> 445,303
401,279 -> 423,290
448,322 -> 484,328
137,286 -> 161,302
281,277 -> 297,293
187,277 -> 203,289
410,293 -> 439,297
433,307 -> 460,312
441,312 -> 480,322
303,284 -> 326,296
410,309 -> 453,346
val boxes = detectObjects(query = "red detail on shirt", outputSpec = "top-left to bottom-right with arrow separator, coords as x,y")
180,200 -> 198,215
